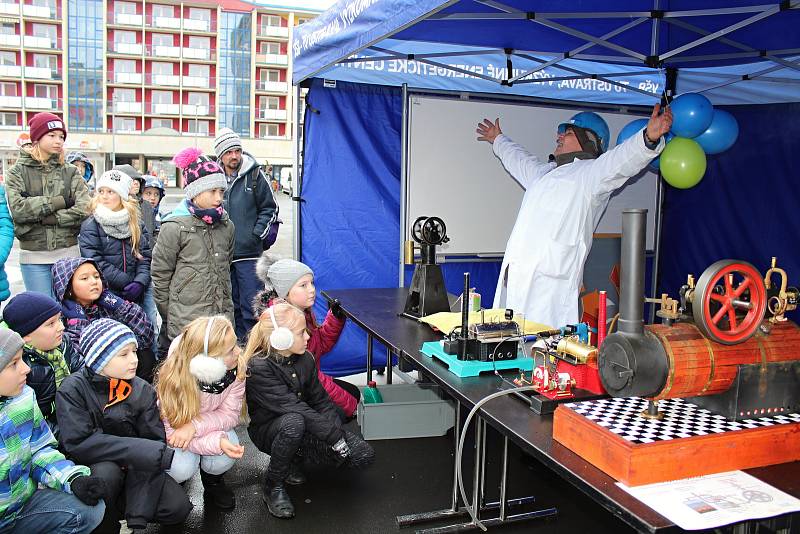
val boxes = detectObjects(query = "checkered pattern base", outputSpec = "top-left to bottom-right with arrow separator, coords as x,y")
563,397 -> 800,445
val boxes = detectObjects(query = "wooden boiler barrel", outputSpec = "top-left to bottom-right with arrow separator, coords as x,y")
646,321 -> 800,400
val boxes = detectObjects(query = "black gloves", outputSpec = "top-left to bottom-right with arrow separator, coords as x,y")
71,475 -> 107,506
41,214 -> 57,226
329,298 -> 346,320
331,437 -> 351,459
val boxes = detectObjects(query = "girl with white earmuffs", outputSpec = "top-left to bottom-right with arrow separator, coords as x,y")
244,301 -> 375,519
155,315 -> 247,511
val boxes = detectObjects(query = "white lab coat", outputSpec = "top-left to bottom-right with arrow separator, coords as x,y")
491,129 -> 663,328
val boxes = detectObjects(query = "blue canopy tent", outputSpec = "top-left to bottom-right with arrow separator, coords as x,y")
290,1 -> 800,376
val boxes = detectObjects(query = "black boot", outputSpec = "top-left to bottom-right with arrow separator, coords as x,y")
200,470 -> 235,510
263,478 -> 295,519
285,459 -> 306,486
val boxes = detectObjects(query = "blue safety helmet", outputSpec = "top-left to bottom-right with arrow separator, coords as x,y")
143,176 -> 165,199
557,112 -> 610,153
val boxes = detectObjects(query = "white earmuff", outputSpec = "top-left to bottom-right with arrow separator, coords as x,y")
269,307 -> 294,351
189,317 -> 227,384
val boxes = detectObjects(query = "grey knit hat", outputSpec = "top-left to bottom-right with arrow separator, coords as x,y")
0,329 -> 25,371
213,127 -> 242,159
256,253 -> 313,298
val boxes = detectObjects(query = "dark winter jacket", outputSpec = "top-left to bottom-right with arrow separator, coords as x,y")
247,351 -> 344,449
222,152 -> 279,260
151,200 -> 234,340
5,150 -> 90,251
55,367 -> 174,525
51,257 -> 155,357
21,336 -> 83,433
78,215 -> 152,296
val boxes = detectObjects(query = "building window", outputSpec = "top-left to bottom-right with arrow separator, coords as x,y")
188,7 -> 210,22
32,0 -> 56,8
259,96 -> 279,110
151,33 -> 172,47
113,88 -> 135,102
262,15 -> 282,27
114,1 -> 136,14
0,82 -> 16,96
259,41 -> 280,55
0,23 -> 15,36
218,11 -> 251,136
186,92 -> 208,106
0,112 -> 18,126
151,90 -> 172,104
187,63 -> 208,78
68,0 -> 103,131
34,84 -> 57,100
113,117 -> 136,131
114,30 -> 136,44
31,23 -> 57,40
258,123 -> 279,137
114,59 -> 135,72
152,4 -> 173,18
151,62 -> 172,75
187,35 -> 209,49
150,118 -> 173,129
0,52 -> 15,65
187,119 -> 208,135
260,69 -> 280,82
32,54 -> 57,70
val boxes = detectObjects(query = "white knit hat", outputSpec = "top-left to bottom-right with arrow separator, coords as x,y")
95,170 -> 132,200
213,127 -> 242,159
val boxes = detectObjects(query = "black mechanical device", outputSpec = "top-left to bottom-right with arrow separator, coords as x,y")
402,216 -> 451,319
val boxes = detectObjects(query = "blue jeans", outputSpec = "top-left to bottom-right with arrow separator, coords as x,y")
20,263 -> 55,299
230,260 -> 261,342
167,430 -> 238,483
141,284 -> 159,352
10,488 -> 105,534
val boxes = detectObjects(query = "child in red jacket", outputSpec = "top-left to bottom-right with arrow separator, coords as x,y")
253,254 -> 358,420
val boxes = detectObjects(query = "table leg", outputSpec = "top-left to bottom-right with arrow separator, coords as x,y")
366,333 -> 373,383
387,347 -> 393,384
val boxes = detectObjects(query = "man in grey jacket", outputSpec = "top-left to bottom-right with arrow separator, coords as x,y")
214,127 -> 280,341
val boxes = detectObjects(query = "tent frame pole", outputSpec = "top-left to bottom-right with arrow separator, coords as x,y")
292,84 -> 302,260
399,83 -> 409,288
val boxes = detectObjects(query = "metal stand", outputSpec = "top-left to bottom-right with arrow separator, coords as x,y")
397,407 -> 558,532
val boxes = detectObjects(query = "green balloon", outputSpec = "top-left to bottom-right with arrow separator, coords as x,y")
659,137 -> 707,189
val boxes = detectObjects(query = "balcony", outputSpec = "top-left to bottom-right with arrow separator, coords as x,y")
23,35 -> 56,49
113,42 -> 143,55
0,34 -> 20,47
112,101 -> 142,114
23,4 -> 60,19
150,73 -> 179,86
257,26 -> 289,39
183,18 -> 210,32
256,80 -> 287,93
110,71 -> 142,84
24,66 -> 58,79
149,102 -> 179,115
150,45 -> 180,58
152,16 -> 181,30
26,96 -> 57,109
0,3 -> 19,15
181,103 -> 210,116
255,53 -> 288,66
112,13 -> 143,26
182,47 -> 211,61
257,108 -> 286,121
182,76 -> 209,88
0,65 -> 21,77
0,95 -> 21,107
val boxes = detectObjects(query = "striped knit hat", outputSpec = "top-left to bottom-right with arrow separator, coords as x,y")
172,147 -> 227,200
213,127 -> 242,159
80,318 -> 137,374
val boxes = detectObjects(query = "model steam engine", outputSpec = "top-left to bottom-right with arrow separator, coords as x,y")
597,210 -> 799,421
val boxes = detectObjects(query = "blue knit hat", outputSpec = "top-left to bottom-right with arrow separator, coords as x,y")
80,318 -> 137,374
3,291 -> 62,337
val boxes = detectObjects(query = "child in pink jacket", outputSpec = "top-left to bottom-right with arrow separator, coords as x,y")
155,316 -> 246,511
254,253 -> 359,420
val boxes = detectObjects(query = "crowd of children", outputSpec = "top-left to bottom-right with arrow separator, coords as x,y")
0,112 -> 374,531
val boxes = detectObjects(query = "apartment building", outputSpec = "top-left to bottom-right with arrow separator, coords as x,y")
0,0 -> 317,186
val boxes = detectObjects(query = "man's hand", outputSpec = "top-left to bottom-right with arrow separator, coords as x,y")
476,118 -> 502,144
168,422 -> 196,449
220,437 -> 245,459
645,104 -> 673,143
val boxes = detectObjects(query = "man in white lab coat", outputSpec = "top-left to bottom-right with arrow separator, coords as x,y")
476,104 -> 673,328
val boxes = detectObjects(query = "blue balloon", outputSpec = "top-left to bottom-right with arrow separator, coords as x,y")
670,93 -> 714,138
694,109 -> 739,155
615,118 -> 649,146
649,132 -> 675,171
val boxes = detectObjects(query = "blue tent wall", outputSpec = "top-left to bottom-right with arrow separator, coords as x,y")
657,103 -> 800,322
301,79 -> 402,376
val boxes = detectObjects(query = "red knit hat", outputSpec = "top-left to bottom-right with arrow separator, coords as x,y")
28,112 -> 66,143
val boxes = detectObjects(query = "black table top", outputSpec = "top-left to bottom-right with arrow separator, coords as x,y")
322,287 -> 800,534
